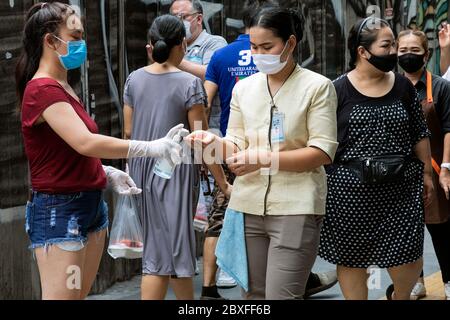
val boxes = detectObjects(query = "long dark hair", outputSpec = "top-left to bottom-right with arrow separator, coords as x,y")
15,2 -> 76,107
348,17 -> 390,70
149,15 -> 186,64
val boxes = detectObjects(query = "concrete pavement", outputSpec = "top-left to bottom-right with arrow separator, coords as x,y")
87,230 -> 441,300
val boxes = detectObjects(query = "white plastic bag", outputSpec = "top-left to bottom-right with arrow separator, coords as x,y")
193,171 -> 214,232
107,194 -> 143,259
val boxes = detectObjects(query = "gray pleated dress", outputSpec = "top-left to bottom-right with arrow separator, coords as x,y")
124,68 -> 203,277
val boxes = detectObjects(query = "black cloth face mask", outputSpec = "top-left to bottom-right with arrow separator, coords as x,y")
398,53 -> 426,73
365,49 -> 398,72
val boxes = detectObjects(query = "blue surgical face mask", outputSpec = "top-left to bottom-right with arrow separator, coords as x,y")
53,35 -> 87,70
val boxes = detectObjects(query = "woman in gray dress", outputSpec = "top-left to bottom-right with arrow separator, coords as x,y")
123,15 -> 229,300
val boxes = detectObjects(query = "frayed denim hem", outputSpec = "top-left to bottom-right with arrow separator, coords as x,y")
28,237 -> 88,252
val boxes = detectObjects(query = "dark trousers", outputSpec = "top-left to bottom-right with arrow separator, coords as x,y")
420,219 -> 450,283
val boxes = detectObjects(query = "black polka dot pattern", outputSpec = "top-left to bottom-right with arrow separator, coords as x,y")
319,74 -> 430,269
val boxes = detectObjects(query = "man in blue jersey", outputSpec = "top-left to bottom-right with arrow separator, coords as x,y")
200,0 -> 338,300
204,28 -> 258,137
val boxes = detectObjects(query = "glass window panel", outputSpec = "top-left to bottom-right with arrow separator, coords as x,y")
0,0 -> 34,208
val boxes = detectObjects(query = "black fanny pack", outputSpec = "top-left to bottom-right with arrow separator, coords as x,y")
339,155 -> 411,184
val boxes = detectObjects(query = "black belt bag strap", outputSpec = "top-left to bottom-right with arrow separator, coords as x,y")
342,155 -> 410,184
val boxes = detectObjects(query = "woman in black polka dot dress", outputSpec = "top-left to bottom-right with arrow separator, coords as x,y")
319,18 -> 434,300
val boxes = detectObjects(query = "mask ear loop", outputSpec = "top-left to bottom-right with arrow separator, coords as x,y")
52,34 -> 68,45
280,37 -> 294,63
50,34 -> 70,61
45,34 -> 64,53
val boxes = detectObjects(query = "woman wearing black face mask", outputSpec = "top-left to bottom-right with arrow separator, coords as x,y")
318,18 -> 434,300
397,29 -> 450,300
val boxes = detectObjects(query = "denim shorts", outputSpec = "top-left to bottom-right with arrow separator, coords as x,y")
25,190 -> 109,252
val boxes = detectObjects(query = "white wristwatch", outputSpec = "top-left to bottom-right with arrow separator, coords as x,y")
441,163 -> 450,171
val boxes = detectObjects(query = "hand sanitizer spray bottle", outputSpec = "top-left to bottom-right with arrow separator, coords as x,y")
153,130 -> 188,179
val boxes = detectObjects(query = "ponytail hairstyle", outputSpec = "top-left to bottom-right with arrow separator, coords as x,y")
149,14 -> 186,64
249,6 -> 305,46
15,2 -> 77,107
347,17 -> 391,71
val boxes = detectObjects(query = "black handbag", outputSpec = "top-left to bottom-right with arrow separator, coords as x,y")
343,155 -> 410,184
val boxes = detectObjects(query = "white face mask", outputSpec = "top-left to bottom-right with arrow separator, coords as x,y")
183,20 -> 192,40
252,42 -> 290,75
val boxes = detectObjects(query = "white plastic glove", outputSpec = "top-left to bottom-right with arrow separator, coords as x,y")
103,165 -> 142,195
127,124 -> 185,165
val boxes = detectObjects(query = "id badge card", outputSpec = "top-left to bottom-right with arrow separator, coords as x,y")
271,111 -> 286,143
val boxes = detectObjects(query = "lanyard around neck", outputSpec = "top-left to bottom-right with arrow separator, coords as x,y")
267,64 -> 298,106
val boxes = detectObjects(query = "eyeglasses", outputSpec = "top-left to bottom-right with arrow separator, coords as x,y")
173,11 -> 200,20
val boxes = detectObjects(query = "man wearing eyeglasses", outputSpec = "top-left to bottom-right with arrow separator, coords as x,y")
170,0 -> 227,130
